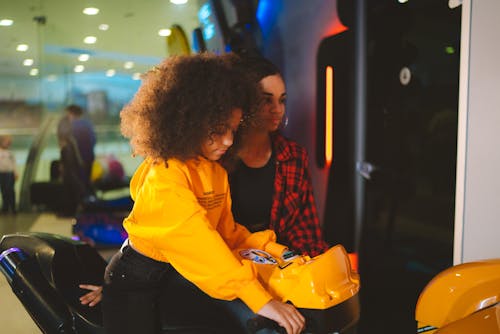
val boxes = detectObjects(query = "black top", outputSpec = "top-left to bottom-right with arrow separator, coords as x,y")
229,152 -> 276,232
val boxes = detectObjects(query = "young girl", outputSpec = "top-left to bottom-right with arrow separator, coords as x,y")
101,53 -> 305,334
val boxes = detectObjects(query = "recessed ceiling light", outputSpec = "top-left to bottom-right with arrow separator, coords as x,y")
132,73 -> 142,80
84,36 -> 97,44
170,0 -> 188,4
78,54 -> 90,61
47,74 -> 57,82
83,7 -> 100,15
158,29 -> 172,37
124,61 -> 134,69
23,59 -> 34,66
16,44 -> 29,51
99,24 -> 109,31
29,68 -> 39,76
0,19 -> 13,26
74,65 -> 85,72
106,69 -> 116,77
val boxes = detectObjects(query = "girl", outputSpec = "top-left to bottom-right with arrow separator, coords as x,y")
101,53 -> 305,334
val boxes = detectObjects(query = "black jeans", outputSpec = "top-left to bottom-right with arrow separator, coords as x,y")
102,245 -> 277,334
102,246 -> 172,334
0,172 -> 15,213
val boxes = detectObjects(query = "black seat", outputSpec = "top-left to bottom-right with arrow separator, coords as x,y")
0,232 -> 106,333
1,232 -> 322,334
0,232 -> 238,334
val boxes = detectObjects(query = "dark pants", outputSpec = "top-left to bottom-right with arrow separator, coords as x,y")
101,245 -> 273,334
0,172 -> 16,213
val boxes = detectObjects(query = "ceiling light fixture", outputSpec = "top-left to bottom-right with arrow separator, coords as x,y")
74,65 -> 85,72
23,59 -> 34,66
132,72 -> 141,80
124,61 -> 134,69
0,19 -> 14,26
170,0 -> 188,5
29,68 -> 39,76
78,54 -> 90,61
83,7 -> 100,15
84,36 -> 97,44
16,44 -> 29,51
106,69 -> 116,77
99,24 -> 109,31
158,29 -> 172,37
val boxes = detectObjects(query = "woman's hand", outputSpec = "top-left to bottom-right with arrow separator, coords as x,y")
79,284 -> 103,307
257,299 -> 305,334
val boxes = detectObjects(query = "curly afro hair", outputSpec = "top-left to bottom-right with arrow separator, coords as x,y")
120,52 -> 258,162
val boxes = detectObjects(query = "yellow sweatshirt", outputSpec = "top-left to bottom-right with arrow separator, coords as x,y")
124,157 -> 287,312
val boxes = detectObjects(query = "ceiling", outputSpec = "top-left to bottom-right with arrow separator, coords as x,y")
0,0 -> 202,79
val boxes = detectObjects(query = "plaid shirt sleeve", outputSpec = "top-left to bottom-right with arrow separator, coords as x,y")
271,136 -> 330,257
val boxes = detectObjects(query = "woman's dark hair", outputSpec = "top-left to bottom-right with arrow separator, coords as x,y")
220,54 -> 283,171
231,53 -> 282,85
120,52 -> 257,162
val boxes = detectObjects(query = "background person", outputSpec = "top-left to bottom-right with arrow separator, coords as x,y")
0,134 -> 18,214
101,53 -> 305,334
56,116 -> 87,216
64,104 -> 96,196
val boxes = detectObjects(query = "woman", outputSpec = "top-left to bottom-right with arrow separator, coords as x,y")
100,53 -> 305,334
223,54 -> 329,257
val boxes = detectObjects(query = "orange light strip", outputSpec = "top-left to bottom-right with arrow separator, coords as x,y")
325,66 -> 334,166
348,252 -> 358,272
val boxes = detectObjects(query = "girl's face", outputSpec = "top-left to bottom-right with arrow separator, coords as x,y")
200,108 -> 243,161
255,74 -> 286,132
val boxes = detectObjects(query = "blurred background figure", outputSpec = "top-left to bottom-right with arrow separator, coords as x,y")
56,116 -> 87,216
64,104 -> 96,196
0,134 -> 18,215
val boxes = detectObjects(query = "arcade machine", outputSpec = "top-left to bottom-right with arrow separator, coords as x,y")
0,232 -> 361,334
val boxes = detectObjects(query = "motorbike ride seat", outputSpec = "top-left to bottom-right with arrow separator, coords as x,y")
0,232 -> 237,334
0,232 -> 107,334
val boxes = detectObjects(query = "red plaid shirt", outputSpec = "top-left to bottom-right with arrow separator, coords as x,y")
269,133 -> 329,257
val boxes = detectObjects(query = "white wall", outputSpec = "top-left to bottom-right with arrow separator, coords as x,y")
454,0 -> 500,263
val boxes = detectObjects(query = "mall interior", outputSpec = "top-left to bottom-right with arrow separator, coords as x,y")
1,0 -> 499,333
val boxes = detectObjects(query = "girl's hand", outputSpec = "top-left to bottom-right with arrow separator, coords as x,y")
257,299 -> 305,334
79,284 -> 103,307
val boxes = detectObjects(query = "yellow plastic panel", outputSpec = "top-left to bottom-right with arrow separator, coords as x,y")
416,259 -> 500,328
237,245 -> 360,310
436,303 -> 500,334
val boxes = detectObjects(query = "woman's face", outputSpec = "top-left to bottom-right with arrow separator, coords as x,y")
200,108 -> 243,161
255,74 -> 286,132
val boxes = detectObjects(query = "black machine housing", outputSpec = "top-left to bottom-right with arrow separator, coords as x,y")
0,232 -> 358,334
